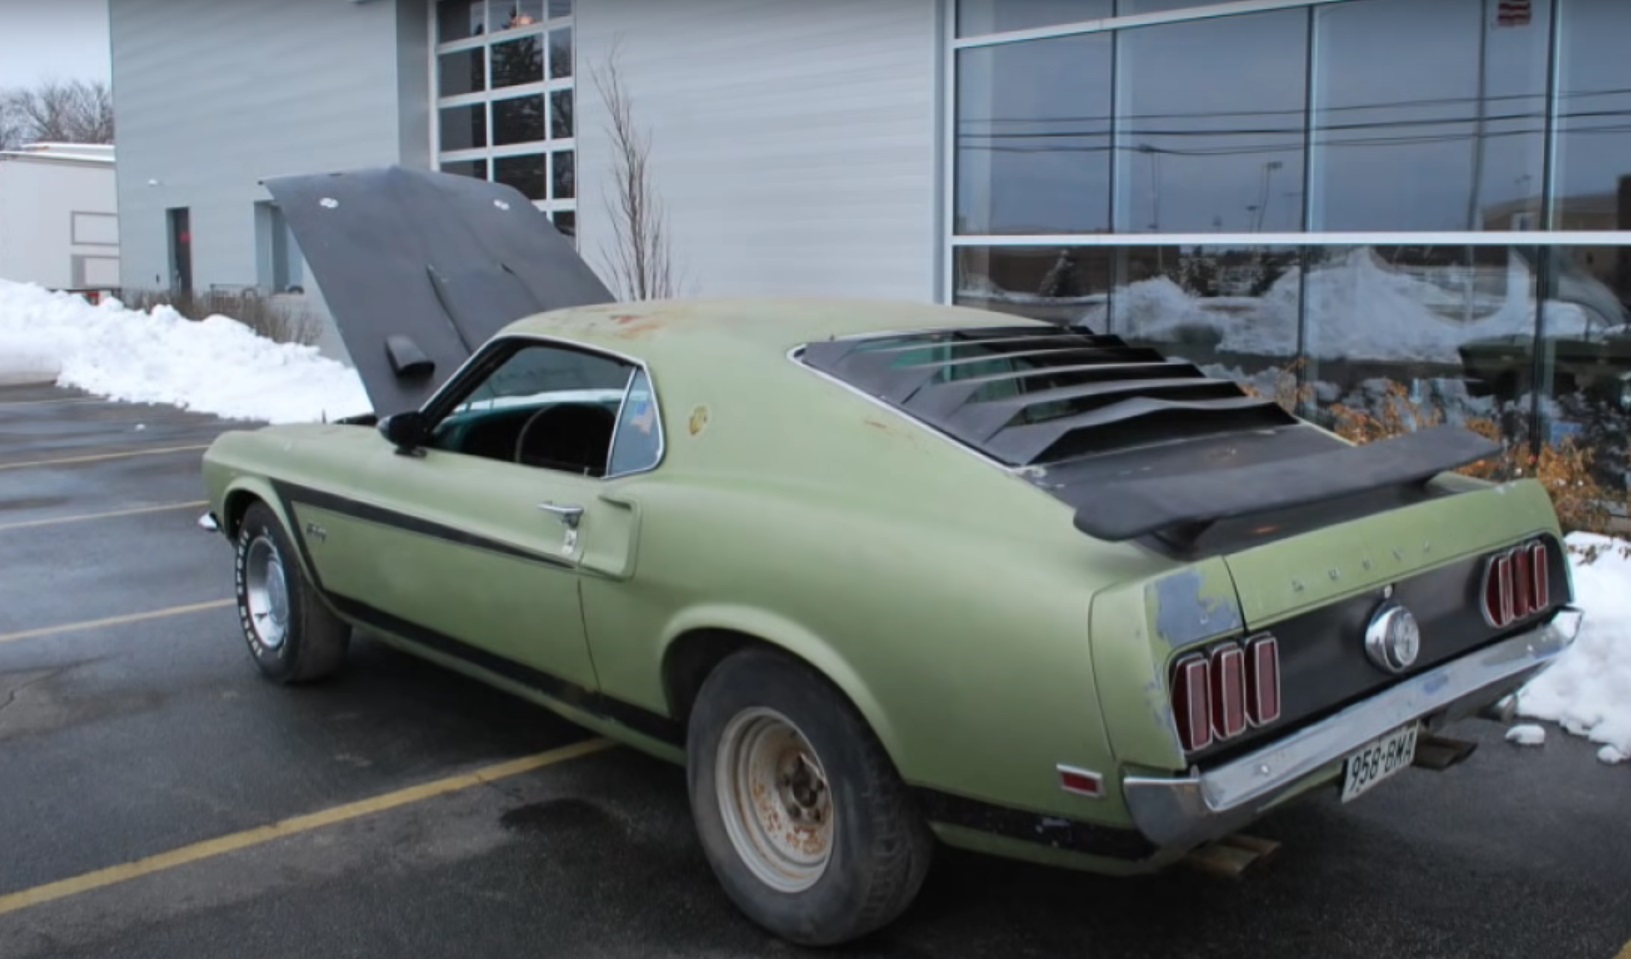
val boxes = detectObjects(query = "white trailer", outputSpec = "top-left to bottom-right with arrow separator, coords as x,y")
0,142 -> 119,297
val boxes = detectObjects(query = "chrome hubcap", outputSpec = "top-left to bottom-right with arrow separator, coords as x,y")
244,535 -> 290,650
714,707 -> 833,893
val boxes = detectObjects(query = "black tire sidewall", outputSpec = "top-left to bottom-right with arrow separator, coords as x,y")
233,503 -> 311,682
687,649 -> 921,946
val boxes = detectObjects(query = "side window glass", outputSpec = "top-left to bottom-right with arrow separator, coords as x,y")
607,368 -> 663,476
430,341 -> 632,476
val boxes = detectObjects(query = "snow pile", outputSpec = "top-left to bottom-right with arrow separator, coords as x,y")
1504,724 -> 1547,746
0,279 -> 369,424
1517,533 -> 1631,765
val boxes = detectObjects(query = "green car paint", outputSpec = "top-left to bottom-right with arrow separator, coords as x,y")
202,297 -> 1567,873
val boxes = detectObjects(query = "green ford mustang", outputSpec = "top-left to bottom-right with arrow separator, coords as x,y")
201,169 -> 1581,946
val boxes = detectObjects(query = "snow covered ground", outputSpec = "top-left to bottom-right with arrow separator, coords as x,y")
1514,534 -> 1631,765
0,275 -> 1625,764
0,279 -> 368,424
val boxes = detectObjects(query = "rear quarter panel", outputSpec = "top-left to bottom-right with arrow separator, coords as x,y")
582,350 -> 1175,824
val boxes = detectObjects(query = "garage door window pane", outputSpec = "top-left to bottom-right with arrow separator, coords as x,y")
493,95 -> 545,145
956,32 -> 1112,235
439,103 -> 487,152
437,0 -> 484,42
552,150 -> 575,199
1115,9 -> 1306,233
550,89 -> 573,139
550,27 -> 573,78
439,48 -> 485,97
491,35 -> 543,88
495,154 -> 547,200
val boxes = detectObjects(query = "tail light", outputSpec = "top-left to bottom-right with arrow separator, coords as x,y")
1170,632 -> 1280,754
1482,539 -> 1551,629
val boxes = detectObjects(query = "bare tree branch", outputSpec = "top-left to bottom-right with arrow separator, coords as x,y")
588,41 -> 680,301
1,79 -> 115,147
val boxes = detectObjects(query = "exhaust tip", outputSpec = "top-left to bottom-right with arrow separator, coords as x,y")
1182,833 -> 1281,880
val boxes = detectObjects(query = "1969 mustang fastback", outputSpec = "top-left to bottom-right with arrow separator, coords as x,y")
201,168 -> 1581,946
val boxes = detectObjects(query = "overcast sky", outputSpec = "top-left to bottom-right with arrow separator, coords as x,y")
0,0 -> 111,90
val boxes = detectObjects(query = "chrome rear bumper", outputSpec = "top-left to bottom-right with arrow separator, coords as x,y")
1123,608 -> 1582,849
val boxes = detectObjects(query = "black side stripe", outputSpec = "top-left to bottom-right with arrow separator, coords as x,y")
272,480 -> 573,569
265,481 -> 1152,861
267,479 -> 681,744
324,591 -> 685,746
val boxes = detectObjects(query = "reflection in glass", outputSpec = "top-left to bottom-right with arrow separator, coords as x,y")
956,0 -> 1111,38
437,0 -> 484,42
956,33 -> 1112,235
552,210 -> 576,237
1553,0 -> 1631,230
952,246 -> 1112,327
491,36 -> 543,88
490,0 -> 544,32
1311,0 -> 1550,231
549,0 -> 572,18
1115,10 -> 1305,233
1295,246 -> 1541,449
439,103 -> 487,152
439,48 -> 484,97
1533,247 -> 1631,479
495,154 -> 547,200
493,94 -> 545,145
551,89 -> 573,139
1109,246 -> 1301,385
552,150 -> 575,199
550,27 -> 573,78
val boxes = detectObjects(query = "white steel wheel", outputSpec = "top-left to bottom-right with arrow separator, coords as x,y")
243,534 -> 291,651
714,706 -> 835,894
233,501 -> 350,684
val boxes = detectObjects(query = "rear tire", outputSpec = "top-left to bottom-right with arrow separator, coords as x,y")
233,501 -> 349,683
686,647 -> 933,946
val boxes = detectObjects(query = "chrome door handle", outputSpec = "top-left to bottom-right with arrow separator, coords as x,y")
538,503 -> 584,528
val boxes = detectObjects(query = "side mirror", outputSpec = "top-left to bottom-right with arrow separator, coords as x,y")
378,411 -> 428,454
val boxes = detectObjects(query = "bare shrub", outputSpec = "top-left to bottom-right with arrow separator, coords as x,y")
120,289 -> 322,347
588,41 -> 681,301
1328,380 -> 1627,547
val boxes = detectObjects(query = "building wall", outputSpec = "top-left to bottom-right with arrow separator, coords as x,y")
108,0 -> 432,298
0,157 -> 119,290
573,0 -> 943,303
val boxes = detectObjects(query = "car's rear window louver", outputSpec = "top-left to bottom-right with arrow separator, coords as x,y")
800,326 -> 1297,467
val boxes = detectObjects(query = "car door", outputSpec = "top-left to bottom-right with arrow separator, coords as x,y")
325,337 -> 654,693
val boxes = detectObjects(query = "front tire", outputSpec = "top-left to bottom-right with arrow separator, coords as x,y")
233,501 -> 349,683
687,647 -> 933,946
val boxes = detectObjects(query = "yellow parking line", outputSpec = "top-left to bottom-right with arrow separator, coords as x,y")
0,738 -> 616,917
0,444 -> 211,471
0,599 -> 234,646
1615,937 -> 1631,959
0,500 -> 209,533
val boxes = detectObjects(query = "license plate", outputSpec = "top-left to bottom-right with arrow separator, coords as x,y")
1339,723 -> 1419,803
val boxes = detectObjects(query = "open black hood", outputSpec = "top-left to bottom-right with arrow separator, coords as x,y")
263,166 -> 614,416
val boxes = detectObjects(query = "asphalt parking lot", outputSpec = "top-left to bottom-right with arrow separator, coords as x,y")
0,380 -> 1627,959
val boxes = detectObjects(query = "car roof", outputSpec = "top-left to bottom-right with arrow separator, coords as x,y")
502,296 -> 1051,364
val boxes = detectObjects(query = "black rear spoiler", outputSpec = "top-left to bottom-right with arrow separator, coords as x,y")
1070,425 -> 1501,542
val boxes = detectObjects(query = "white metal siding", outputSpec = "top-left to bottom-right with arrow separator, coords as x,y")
0,158 -> 119,290
574,0 -> 942,303
108,0 -> 429,296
